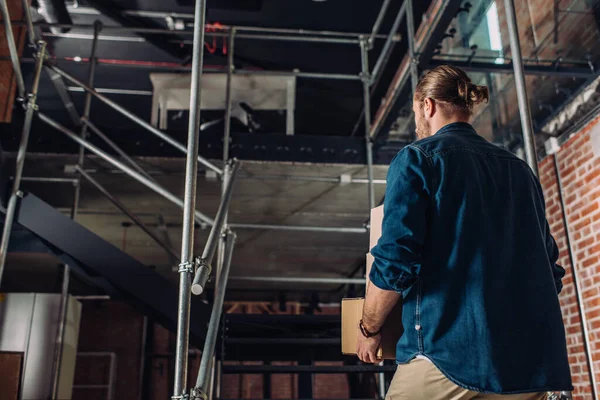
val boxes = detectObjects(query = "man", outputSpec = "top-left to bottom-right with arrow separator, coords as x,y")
356,65 -> 572,399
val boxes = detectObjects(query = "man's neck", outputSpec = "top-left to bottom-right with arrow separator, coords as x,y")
430,117 -> 470,135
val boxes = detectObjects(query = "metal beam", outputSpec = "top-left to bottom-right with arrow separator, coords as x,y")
503,0 -> 538,176
228,223 -> 367,234
426,59 -> 595,78
229,276 -> 366,285
222,365 -> 397,374
173,0 -> 208,397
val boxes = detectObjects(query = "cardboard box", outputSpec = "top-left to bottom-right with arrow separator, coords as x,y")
341,205 -> 404,360
369,205 -> 384,251
341,298 -> 403,360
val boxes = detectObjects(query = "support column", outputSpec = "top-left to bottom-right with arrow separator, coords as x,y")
71,20 -> 102,220
173,0 -> 208,398
360,37 -> 375,210
51,264 -> 70,399
503,0 -> 539,176
0,39 -> 47,285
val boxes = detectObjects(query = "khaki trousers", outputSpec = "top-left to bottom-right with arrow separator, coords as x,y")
386,359 -> 548,400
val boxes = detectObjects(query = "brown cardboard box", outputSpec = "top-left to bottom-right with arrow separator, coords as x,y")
341,205 -> 403,360
341,298 -> 403,360
369,205 -> 384,251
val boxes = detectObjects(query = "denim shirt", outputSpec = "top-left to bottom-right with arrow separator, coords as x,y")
370,122 -> 573,394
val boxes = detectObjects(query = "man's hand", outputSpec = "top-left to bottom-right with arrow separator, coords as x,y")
356,328 -> 381,363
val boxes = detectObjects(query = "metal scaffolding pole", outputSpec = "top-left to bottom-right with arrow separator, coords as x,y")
360,38 -> 376,210
37,112 -> 214,226
50,264 -> 70,399
369,0 -> 392,46
82,118 -> 155,182
229,276 -> 366,285
76,167 -> 179,260
191,232 -> 236,400
223,29 -> 235,163
502,0 -> 539,177
47,65 -> 223,176
191,161 -> 241,296
228,223 -> 367,234
0,0 -> 25,99
72,20 -> 102,220
0,39 -> 46,285
405,0 -> 419,96
173,0 -> 208,397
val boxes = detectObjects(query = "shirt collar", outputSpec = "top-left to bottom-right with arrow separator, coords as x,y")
434,122 -> 476,136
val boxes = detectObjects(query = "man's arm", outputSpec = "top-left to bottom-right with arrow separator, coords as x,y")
357,146 -> 432,363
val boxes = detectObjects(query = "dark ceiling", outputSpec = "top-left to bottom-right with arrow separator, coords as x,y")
2,0 -> 433,161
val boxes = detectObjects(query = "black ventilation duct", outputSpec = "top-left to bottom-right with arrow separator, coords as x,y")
35,0 -> 72,34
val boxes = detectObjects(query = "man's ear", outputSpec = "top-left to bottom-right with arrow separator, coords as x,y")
423,98 -> 435,118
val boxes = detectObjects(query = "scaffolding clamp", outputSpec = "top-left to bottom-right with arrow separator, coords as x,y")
171,394 -> 190,400
190,388 -> 208,400
177,260 -> 195,274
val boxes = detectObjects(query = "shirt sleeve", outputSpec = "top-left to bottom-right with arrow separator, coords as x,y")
369,145 -> 432,293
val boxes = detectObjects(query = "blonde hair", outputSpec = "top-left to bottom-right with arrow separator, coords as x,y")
415,65 -> 489,117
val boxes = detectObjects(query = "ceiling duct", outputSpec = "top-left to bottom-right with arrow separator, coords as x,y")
35,0 -> 72,34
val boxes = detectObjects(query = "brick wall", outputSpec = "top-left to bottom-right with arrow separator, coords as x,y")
538,116 -> 600,399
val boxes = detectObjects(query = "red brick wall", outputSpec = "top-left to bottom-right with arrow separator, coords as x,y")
539,117 -> 600,399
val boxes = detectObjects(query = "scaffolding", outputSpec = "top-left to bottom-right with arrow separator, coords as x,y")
0,0 -> 580,399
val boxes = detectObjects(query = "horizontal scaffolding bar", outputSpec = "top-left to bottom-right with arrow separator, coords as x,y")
229,276 -> 366,285
425,59 -> 595,78
21,177 -> 78,184
228,223 -> 367,234
32,17 -> 397,40
242,174 -> 386,185
67,86 -> 153,96
224,338 -> 341,345
222,365 -> 397,374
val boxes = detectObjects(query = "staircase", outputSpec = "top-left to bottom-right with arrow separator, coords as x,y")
0,191 -> 211,345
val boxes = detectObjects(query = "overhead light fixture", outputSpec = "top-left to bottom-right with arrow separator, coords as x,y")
73,56 -> 82,62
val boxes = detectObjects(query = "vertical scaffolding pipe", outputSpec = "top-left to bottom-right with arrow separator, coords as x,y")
51,264 -> 70,399
173,0 -> 208,397
223,28 -> 236,163
0,40 -> 47,286
72,20 -> 102,220
360,37 -> 376,210
20,0 -> 37,43
405,0 -> 419,96
554,156 -> 596,398
502,0 -> 539,177
192,232 -> 237,400
0,0 -> 25,99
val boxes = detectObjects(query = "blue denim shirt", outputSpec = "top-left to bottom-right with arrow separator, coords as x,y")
370,122 -> 572,394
